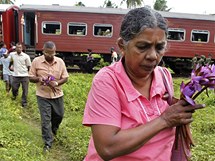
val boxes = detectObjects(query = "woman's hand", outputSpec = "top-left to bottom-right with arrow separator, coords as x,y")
162,92 -> 178,105
160,100 -> 205,128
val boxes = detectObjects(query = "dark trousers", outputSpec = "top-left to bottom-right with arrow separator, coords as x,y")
37,96 -> 64,147
12,76 -> 29,106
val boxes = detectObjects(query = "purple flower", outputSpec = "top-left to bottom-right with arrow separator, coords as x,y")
180,64 -> 215,105
42,75 -> 57,95
44,75 -> 55,85
176,60 -> 214,158
180,82 -> 196,105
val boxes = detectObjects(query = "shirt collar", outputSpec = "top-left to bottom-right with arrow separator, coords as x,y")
41,55 -> 57,64
108,59 -> 140,102
15,52 -> 24,56
150,67 -> 165,97
109,60 -> 164,102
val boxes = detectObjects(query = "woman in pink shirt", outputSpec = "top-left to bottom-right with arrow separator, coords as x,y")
83,7 -> 204,161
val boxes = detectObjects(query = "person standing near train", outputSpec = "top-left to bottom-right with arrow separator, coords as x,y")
0,52 -> 13,95
10,43 -> 31,107
7,42 -> 16,54
111,47 -> 118,64
0,42 -> 7,57
0,42 -> 8,79
29,41 -> 69,153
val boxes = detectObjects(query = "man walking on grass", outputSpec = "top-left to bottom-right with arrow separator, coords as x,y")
28,41 -> 69,153
10,43 -> 31,107
0,52 -> 13,95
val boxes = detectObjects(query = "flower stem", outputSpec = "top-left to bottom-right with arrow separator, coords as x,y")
192,86 -> 207,100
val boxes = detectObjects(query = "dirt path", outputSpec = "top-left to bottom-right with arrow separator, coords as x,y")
22,114 -> 71,161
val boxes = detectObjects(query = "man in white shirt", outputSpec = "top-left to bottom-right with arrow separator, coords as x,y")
10,43 -> 31,107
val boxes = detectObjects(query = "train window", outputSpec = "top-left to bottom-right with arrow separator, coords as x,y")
93,24 -> 113,37
167,28 -> 185,41
42,22 -> 61,35
191,30 -> 209,43
68,23 -> 87,36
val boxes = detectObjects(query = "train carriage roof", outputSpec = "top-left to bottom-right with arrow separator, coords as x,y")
19,4 -> 129,15
19,4 -> 215,21
0,4 -> 18,12
160,11 -> 215,21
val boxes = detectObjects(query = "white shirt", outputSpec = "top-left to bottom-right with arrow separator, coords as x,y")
10,52 -> 31,77
112,51 -> 118,63
0,56 -> 12,75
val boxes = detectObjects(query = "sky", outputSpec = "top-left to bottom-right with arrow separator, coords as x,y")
14,0 -> 215,15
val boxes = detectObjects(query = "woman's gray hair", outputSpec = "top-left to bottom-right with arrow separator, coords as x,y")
120,7 -> 168,42
43,41 -> 56,49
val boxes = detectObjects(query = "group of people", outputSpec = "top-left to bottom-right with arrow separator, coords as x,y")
0,41 -> 69,153
0,42 -> 31,107
0,7 -> 205,160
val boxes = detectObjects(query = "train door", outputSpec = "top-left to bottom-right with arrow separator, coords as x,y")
23,12 -> 35,47
0,5 -> 19,48
14,9 -> 19,43
0,14 -> 3,42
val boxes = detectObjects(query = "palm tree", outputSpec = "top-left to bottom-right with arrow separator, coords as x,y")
120,0 -> 143,9
75,1 -> 85,7
153,0 -> 171,11
0,0 -> 15,4
103,0 -> 118,8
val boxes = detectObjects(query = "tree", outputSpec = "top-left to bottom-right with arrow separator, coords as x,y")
75,1 -> 85,7
153,0 -> 171,11
120,0 -> 143,9
0,0 -> 15,4
103,0 -> 118,8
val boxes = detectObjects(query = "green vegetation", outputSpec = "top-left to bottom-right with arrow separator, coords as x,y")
0,74 -> 214,161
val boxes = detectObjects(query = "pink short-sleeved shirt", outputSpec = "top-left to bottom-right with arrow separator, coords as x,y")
83,60 -> 175,161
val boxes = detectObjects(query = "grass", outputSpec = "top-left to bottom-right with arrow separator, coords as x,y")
0,74 -> 215,161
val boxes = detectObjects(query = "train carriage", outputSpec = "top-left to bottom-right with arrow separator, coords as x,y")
162,12 -> 215,73
1,4 -> 215,73
0,4 -> 18,79
0,4 -> 19,49
17,5 -> 127,70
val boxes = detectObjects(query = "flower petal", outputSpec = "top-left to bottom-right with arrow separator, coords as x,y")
184,95 -> 196,106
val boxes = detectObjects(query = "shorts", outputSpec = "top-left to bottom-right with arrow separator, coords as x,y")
3,74 -> 13,84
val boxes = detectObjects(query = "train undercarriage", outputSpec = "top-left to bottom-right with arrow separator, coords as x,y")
163,57 -> 193,74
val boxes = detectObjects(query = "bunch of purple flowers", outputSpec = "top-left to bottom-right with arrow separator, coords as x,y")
174,63 -> 215,159
180,64 -> 215,105
42,75 -> 57,95
43,75 -> 55,86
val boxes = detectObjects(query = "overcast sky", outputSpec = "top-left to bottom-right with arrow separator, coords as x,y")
15,0 -> 215,14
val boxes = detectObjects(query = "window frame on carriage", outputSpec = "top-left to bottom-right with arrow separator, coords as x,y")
191,29 -> 210,43
167,28 -> 185,41
93,24 -> 113,37
67,22 -> 87,36
42,21 -> 62,35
